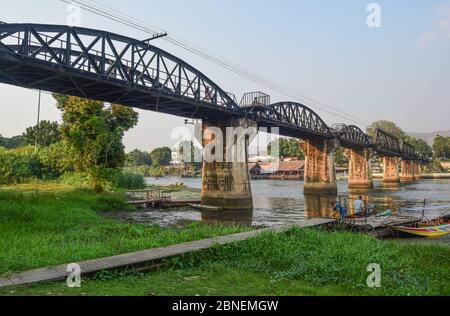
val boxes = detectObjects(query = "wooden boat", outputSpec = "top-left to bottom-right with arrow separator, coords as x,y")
391,223 -> 450,237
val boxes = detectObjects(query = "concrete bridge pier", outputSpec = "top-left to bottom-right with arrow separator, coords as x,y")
414,162 -> 422,181
200,117 -> 255,211
344,148 -> 374,189
300,138 -> 338,196
400,160 -> 415,183
382,156 -> 400,185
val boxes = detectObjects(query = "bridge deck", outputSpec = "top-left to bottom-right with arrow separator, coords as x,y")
0,218 -> 336,288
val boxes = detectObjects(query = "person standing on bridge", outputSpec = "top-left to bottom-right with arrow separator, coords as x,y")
353,196 -> 365,215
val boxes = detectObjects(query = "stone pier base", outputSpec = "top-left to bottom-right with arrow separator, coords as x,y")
414,162 -> 422,181
344,148 -> 374,189
401,160 -> 415,183
382,156 -> 400,185
300,138 -> 338,196
201,117 -> 254,211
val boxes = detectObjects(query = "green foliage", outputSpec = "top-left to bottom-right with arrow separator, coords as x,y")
0,185 -> 247,276
334,148 -> 348,166
433,135 -> 450,160
366,120 -> 405,139
0,147 -> 37,184
167,228 -> 449,296
126,149 -> 152,167
58,171 -> 92,186
113,171 -> 146,190
37,142 -> 74,179
23,120 -> 61,147
424,160 -> 448,173
0,134 -> 25,149
3,226 -> 448,296
57,96 -> 139,188
150,147 -> 172,166
0,143 -> 75,184
267,138 -> 304,159
128,165 -> 166,178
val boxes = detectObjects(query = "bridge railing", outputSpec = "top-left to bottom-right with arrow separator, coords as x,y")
239,91 -> 271,107
0,24 -> 239,110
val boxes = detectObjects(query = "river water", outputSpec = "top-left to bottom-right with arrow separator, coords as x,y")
128,177 -> 450,228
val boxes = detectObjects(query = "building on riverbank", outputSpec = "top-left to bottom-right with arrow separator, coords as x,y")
250,159 -> 305,180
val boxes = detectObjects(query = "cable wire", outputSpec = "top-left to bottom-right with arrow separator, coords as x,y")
58,0 -> 369,125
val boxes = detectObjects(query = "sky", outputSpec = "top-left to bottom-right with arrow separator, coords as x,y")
1,0 -> 449,152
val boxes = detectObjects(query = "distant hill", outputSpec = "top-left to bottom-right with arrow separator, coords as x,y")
406,130 -> 450,146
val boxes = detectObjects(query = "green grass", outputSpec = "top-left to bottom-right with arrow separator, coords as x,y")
0,183 -> 449,296
0,184 -> 248,276
1,227 -> 449,296
112,171 -> 146,190
1,266 -> 352,296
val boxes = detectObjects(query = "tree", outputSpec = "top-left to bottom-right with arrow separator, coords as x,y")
433,135 -> 450,160
335,148 -> 348,166
150,147 -> 172,166
54,94 -> 139,190
23,120 -> 61,147
127,149 -> 152,167
366,120 -> 405,139
0,134 -> 5,147
404,135 -> 433,158
267,138 -> 304,159
0,135 -> 25,149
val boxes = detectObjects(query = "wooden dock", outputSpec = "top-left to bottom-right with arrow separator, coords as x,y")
341,212 -> 447,238
0,218 -> 336,288
125,189 -> 200,208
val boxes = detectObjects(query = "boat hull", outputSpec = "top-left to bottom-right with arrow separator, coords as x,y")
392,224 -> 450,237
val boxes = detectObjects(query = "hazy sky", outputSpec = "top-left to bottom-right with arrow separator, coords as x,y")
1,0 -> 449,151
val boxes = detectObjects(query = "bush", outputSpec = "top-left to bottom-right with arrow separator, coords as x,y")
113,171 -> 146,189
0,146 -> 39,184
128,166 -> 165,178
38,142 -> 74,179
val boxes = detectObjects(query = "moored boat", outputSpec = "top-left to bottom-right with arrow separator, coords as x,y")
391,223 -> 450,237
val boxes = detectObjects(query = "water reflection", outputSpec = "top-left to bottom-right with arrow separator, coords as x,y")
304,194 -> 336,219
142,178 -> 450,228
201,209 -> 253,226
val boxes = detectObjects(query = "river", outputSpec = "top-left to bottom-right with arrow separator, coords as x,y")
131,177 -> 450,228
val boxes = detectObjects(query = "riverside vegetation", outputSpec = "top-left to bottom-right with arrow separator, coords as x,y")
1,95 -> 449,296
0,183 -> 449,296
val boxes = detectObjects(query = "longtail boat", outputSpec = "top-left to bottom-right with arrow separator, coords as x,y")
391,223 -> 450,237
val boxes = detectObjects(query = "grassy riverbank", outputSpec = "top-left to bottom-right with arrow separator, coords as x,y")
0,183 -> 449,296
1,227 -> 449,296
0,183 -> 248,276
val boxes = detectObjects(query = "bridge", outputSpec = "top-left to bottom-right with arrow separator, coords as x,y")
0,23 -> 430,210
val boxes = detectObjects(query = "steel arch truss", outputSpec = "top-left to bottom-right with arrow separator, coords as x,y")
401,141 -> 418,161
0,23 -> 239,118
373,128 -> 402,157
244,101 -> 332,138
336,125 -> 372,148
